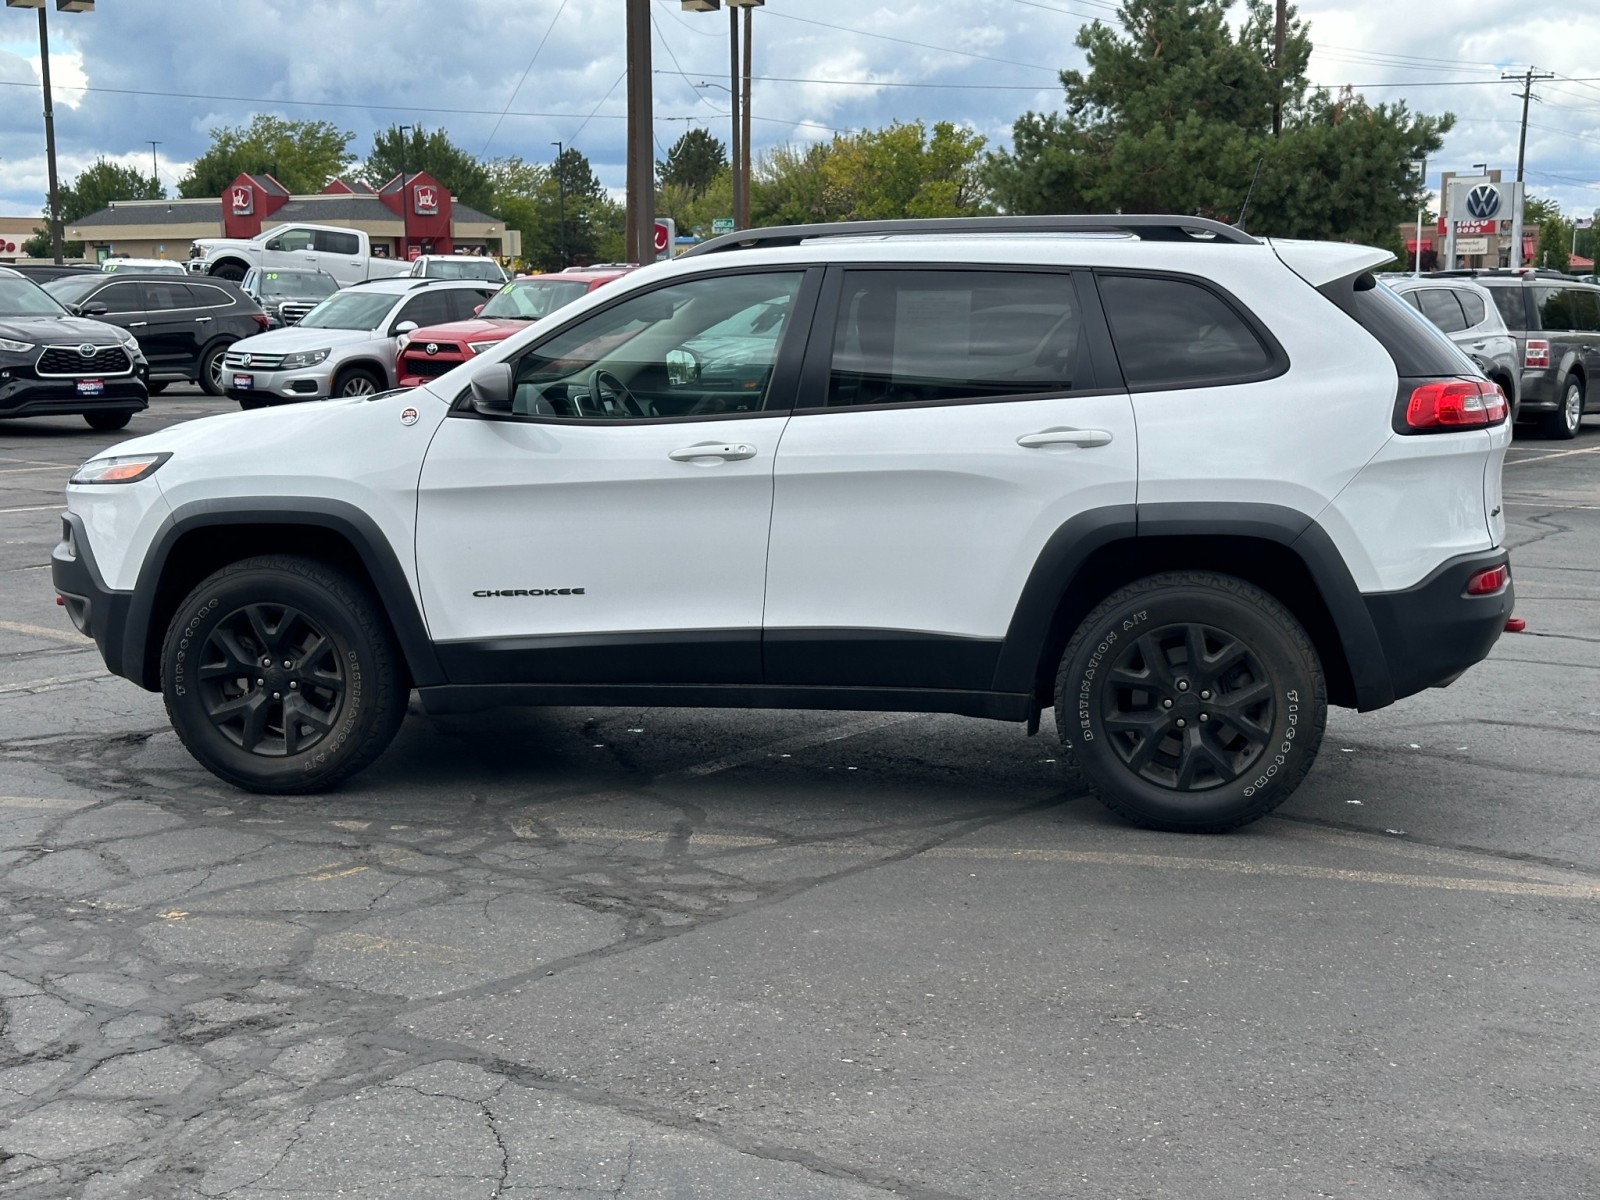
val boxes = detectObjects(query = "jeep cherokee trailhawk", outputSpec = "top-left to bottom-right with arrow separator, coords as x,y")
52,216 -> 1514,832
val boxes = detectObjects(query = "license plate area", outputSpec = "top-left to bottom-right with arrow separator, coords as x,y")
75,378 -> 104,395
233,374 -> 254,390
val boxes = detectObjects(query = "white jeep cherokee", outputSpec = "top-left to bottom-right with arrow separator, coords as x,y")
52,216 -> 1514,833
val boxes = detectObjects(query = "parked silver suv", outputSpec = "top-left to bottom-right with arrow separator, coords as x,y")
1385,275 -> 1520,420
220,277 -> 497,408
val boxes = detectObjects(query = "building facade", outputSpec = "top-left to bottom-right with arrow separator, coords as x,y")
63,172 -> 511,264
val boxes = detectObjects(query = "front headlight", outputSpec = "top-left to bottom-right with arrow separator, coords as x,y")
280,348 -> 330,369
467,341 -> 500,355
0,337 -> 35,354
116,327 -> 139,348
70,453 -> 170,485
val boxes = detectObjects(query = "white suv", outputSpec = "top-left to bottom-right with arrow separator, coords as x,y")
52,216 -> 1514,833
219,277 -> 498,407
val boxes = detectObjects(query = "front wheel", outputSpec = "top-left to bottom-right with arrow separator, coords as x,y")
1054,571 -> 1327,833
84,410 -> 132,431
1539,376 -> 1584,440
198,342 -> 230,396
332,367 -> 383,398
161,555 -> 407,793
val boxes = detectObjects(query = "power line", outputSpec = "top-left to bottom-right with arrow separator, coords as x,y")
479,0 -> 570,156
653,69 -> 1047,92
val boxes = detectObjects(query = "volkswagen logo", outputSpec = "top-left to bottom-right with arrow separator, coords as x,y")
238,354 -> 251,367
78,344 -> 98,358
1466,184 -> 1502,220
424,343 -> 439,356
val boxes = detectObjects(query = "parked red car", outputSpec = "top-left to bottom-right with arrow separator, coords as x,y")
396,267 -> 633,388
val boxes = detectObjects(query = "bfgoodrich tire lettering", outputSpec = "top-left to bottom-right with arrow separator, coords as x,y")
161,555 -> 406,793
1054,571 -> 1327,832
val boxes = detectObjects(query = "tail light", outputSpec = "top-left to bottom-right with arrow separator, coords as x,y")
251,314 -> 270,331
1525,339 -> 1550,369
1464,564 -> 1509,596
1404,378 -> 1508,431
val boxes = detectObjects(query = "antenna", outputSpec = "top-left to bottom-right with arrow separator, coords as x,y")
1236,157 -> 1266,233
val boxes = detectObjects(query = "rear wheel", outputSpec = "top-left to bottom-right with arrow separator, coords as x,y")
146,380 -> 169,395
1054,571 -> 1327,833
1539,376 -> 1584,440
161,555 -> 407,793
84,410 -> 132,431
199,343 -> 230,396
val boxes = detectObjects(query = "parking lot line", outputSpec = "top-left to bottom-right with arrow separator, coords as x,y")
0,618 -> 87,643
0,669 -> 112,695
1505,445 -> 1600,466
0,505 -> 67,515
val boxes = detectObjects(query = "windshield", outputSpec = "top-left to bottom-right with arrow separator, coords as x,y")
297,290 -> 397,331
0,277 -> 69,318
481,279 -> 590,320
260,271 -> 338,299
44,276 -> 105,306
418,259 -> 505,281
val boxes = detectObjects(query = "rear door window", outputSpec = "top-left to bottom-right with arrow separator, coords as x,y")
1455,288 -> 1488,328
825,269 -> 1092,406
1417,289 -> 1468,333
1097,273 -> 1280,390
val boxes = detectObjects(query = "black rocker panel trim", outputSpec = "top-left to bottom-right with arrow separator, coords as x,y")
764,628 -> 1001,690
418,682 -> 1033,722
435,629 -> 761,687
124,499 -> 443,692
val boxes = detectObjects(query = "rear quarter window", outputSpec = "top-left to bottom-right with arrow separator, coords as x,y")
1346,279 -> 1478,377
1485,285 -> 1528,331
1096,273 -> 1282,390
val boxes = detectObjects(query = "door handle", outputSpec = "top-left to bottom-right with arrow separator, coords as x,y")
1017,428 -> 1113,449
127,321 -> 148,328
669,442 -> 757,462
194,316 -> 213,323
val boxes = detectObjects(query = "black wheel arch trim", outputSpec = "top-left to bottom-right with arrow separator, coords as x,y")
121,498 -> 442,691
993,501 -> 1398,712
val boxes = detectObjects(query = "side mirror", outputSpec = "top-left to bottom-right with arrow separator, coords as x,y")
666,348 -> 701,385
81,301 -> 109,317
473,304 -> 484,316
469,364 -> 515,415
392,320 -> 418,339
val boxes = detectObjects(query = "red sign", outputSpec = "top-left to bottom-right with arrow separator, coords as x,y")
413,184 -> 438,215
407,246 -> 421,261
653,222 -> 670,254
230,185 -> 253,216
1455,219 -> 1496,235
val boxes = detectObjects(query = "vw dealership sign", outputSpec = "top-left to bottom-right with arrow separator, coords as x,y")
1444,176 -> 1526,268
1464,184 -> 1502,220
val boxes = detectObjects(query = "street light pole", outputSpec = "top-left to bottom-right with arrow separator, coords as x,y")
398,124 -> 412,260
551,140 -> 567,269
36,5 -> 64,263
147,140 -> 161,190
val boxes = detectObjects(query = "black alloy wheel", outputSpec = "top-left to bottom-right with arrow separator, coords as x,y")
162,555 -> 406,792
1054,571 -> 1327,832
196,603 -> 345,757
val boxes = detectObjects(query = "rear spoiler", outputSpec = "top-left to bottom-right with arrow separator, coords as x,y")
1264,239 -> 1395,288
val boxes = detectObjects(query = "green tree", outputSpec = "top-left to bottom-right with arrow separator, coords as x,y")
657,169 -> 734,239
485,149 -> 617,272
657,128 -> 727,196
1575,210 -> 1600,262
750,120 -> 989,226
361,124 -> 495,214
177,115 -> 355,198
24,157 -> 165,257
983,0 -> 1452,246
1536,216 -> 1572,272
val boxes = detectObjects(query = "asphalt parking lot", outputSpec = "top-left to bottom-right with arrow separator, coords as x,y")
2,389 -> 1598,1199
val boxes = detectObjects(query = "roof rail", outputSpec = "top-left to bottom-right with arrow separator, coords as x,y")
681,214 -> 1258,257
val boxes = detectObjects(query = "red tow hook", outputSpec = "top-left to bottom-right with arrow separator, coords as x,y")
1505,616 -> 1526,633
55,594 -> 64,606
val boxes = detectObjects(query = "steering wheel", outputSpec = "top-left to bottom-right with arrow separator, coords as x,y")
587,369 -> 646,418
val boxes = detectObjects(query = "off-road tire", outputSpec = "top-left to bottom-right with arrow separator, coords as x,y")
1054,571 -> 1327,833
161,555 -> 407,793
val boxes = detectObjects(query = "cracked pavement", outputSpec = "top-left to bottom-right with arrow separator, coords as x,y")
2,393 -> 1599,1198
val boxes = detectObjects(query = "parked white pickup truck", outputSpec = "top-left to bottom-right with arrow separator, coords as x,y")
187,223 -> 411,286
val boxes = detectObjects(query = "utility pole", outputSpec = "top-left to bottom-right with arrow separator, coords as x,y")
1503,67 -> 1555,185
624,0 -> 654,265
740,4 -> 753,228
727,6 -> 743,232
1272,0 -> 1287,139
147,140 -> 161,189
37,6 -> 64,264
550,141 -> 567,269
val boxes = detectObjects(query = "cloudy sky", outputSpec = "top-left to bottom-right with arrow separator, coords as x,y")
1,0 -> 1597,222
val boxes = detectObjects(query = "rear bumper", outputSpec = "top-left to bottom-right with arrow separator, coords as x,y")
1516,369 -> 1559,413
1363,548 -> 1513,702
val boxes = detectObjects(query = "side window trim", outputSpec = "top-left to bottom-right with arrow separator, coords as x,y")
1092,268 -> 1289,393
451,265 -> 823,424
793,263 -> 1113,412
